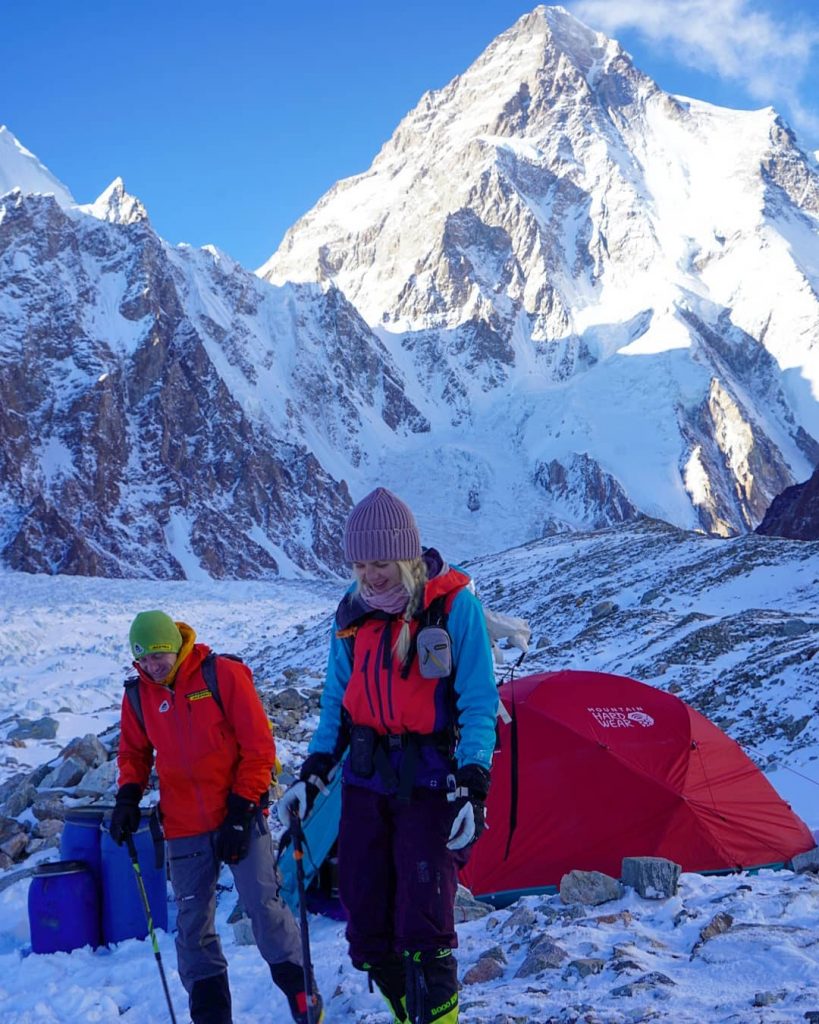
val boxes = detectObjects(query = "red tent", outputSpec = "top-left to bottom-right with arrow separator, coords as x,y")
461,670 -> 814,902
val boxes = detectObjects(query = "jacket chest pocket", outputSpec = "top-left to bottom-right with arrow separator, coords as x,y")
184,693 -> 227,751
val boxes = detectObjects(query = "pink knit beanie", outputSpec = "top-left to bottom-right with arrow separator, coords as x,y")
343,487 -> 422,562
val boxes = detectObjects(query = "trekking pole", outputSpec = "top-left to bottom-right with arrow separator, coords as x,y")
289,810 -> 319,1024
125,833 -> 178,1024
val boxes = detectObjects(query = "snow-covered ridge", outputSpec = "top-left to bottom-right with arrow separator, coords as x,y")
0,125 -> 74,207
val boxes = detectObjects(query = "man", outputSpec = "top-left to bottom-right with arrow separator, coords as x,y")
112,610 -> 323,1024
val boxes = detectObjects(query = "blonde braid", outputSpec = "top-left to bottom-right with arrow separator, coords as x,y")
394,558 -> 428,662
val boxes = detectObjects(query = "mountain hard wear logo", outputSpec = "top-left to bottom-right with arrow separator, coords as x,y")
158,699 -> 171,713
588,706 -> 655,728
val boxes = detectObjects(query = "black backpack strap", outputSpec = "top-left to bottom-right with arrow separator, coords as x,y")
123,676 -> 145,732
199,651 -> 243,716
200,652 -> 223,714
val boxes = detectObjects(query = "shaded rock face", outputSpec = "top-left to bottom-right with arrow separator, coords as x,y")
535,453 -> 640,532
756,464 -> 819,540
0,191 -> 381,578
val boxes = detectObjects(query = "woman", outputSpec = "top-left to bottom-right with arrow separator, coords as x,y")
278,487 -> 497,1024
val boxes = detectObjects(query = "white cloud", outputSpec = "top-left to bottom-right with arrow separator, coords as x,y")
569,0 -> 819,142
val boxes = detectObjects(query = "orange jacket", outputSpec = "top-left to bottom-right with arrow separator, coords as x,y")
117,631 -> 275,839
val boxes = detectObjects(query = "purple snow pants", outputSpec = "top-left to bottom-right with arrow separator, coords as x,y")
337,783 -> 469,965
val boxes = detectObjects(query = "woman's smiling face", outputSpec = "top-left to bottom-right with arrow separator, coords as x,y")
353,560 -> 402,592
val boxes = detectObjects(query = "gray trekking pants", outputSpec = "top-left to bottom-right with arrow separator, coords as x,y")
167,814 -> 303,991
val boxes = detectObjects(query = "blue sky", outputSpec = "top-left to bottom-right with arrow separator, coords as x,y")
3,0 -> 818,270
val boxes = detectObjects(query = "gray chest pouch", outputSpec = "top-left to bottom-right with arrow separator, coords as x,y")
416,625 -> 452,678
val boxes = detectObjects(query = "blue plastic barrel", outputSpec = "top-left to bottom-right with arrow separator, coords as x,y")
100,817 -> 168,944
60,805 -> 112,889
28,860 -> 101,954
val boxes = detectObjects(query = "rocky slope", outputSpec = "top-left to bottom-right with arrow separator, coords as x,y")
757,464 -> 819,540
0,183 -> 428,578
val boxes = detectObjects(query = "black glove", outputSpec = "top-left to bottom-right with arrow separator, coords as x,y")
110,783 -> 143,846
216,793 -> 257,864
447,764 -> 491,851
298,752 -> 337,814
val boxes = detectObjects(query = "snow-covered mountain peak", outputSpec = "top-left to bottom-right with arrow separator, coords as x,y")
478,3 -> 622,81
257,4 -> 819,546
81,176 -> 148,225
0,125 -> 74,207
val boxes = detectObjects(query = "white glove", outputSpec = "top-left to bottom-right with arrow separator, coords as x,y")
447,801 -> 476,851
276,781 -> 309,824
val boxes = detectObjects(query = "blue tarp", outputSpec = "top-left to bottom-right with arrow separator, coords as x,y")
277,760 -> 344,916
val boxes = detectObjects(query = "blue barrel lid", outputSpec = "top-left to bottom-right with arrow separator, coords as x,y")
33,859 -> 94,877
64,805 -> 115,823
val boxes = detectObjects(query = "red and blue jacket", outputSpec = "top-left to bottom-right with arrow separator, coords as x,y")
310,551 -> 497,790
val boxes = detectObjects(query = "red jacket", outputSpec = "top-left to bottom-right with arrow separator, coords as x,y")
118,634 -> 275,839
340,568 -> 469,736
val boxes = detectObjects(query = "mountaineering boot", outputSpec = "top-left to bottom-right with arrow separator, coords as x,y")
270,960 -> 325,1023
361,958 -> 409,1023
189,971 -> 232,1024
404,949 -> 459,1024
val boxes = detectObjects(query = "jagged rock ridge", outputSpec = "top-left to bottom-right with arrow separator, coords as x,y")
0,183 -> 428,578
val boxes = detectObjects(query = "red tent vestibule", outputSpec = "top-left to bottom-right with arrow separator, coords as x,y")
460,670 -> 814,903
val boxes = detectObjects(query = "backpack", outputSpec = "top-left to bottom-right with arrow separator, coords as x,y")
123,651 -> 243,733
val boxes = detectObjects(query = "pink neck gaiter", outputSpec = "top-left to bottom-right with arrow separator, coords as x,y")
361,582 -> 410,616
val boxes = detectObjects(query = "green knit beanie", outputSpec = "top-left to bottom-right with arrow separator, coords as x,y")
129,611 -> 183,659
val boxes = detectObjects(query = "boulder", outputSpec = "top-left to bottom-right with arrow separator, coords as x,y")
559,869 -> 623,906
621,856 -> 681,898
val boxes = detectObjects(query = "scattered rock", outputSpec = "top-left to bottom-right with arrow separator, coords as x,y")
621,856 -> 681,899
753,990 -> 785,1007
514,936 -> 568,977
594,910 -> 632,926
590,600 -> 618,620
32,818 -> 64,840
270,687 -> 310,711
75,759 -> 118,796
789,846 -> 819,874
564,958 -> 605,979
8,717 -> 59,741
0,826 -> 29,862
2,781 -> 38,817
225,898 -> 254,945
455,885 -> 492,922
560,870 -> 623,906
499,905 -> 537,933
40,754 -> 88,789
463,956 -> 505,985
31,797 -> 66,822
611,971 -> 675,997
691,911 -> 733,956
60,733 -> 108,768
